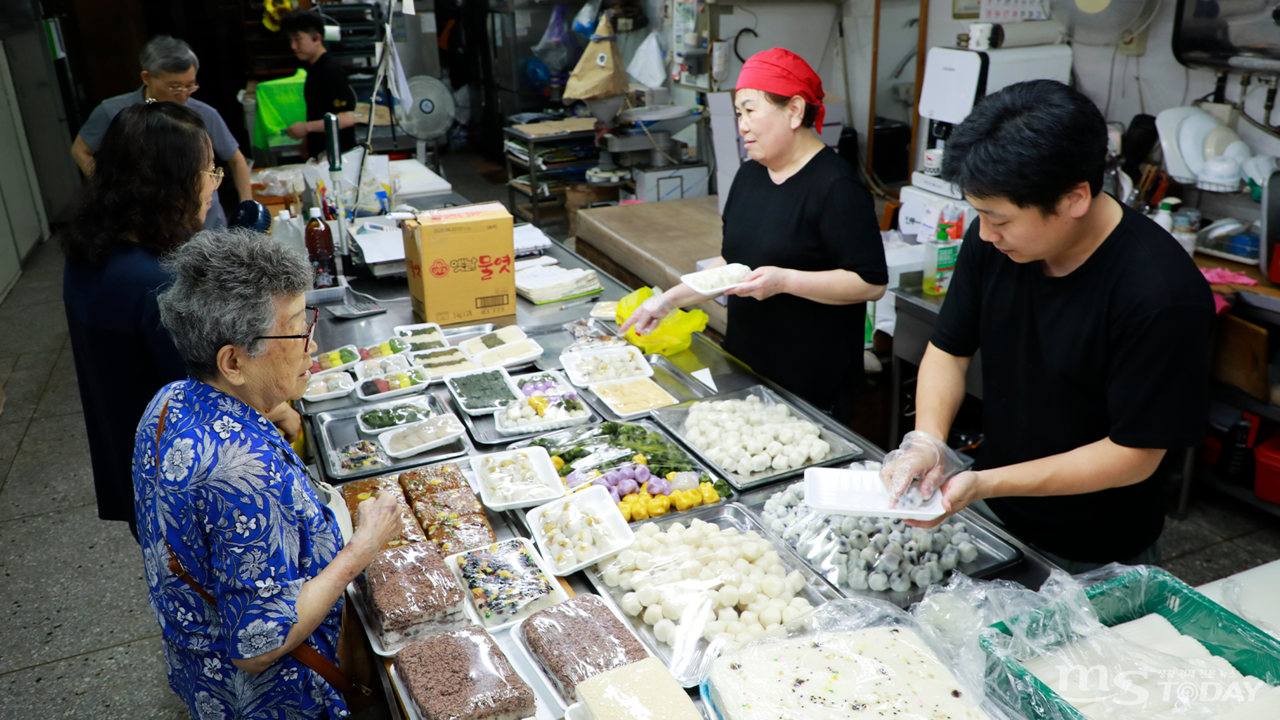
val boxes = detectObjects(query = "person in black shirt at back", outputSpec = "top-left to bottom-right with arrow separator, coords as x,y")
879,80 -> 1213,572
281,10 -> 357,159
622,48 -> 888,423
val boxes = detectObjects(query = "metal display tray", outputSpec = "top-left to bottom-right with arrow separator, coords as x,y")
736,480 -> 1024,609
297,323 -> 498,415
449,393 -> 602,446
315,394 -> 474,481
649,384 -> 864,491
579,354 -> 714,422
582,502 -> 843,688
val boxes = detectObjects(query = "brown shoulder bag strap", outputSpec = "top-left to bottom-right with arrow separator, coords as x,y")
155,400 -> 370,696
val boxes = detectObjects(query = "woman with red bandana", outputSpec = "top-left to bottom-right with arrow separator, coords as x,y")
622,48 -> 888,423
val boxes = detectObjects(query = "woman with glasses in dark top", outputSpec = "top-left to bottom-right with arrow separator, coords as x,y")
62,101 -> 300,542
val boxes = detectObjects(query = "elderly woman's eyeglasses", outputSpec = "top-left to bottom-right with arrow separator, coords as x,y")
256,306 -> 319,344
202,166 -> 224,189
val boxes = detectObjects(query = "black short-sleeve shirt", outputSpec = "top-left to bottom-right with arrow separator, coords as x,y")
932,201 -> 1214,562
304,52 -> 358,159
721,148 -> 888,420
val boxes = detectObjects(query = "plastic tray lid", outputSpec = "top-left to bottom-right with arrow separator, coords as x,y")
803,467 -> 945,521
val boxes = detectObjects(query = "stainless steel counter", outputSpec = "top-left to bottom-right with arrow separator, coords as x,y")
310,222 -> 1060,719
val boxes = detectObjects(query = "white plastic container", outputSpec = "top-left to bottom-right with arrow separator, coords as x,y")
378,415 -> 466,459
355,367 -> 430,402
310,344 -> 360,375
526,485 -> 635,576
560,346 -> 654,387
470,446 -> 567,512
355,396 -> 434,435
588,377 -> 678,420
408,347 -> 480,382
473,338 -> 546,369
803,466 -> 945,521
354,354 -> 412,381
493,397 -> 594,436
681,263 -> 752,295
445,367 -> 523,416
303,372 -> 355,402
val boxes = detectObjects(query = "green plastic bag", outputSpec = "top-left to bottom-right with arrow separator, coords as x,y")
616,287 -> 709,357
253,70 -> 307,150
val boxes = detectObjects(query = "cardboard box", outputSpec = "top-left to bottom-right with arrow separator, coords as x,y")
402,202 -> 516,325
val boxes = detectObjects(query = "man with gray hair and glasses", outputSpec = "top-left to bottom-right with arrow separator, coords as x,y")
71,35 -> 251,229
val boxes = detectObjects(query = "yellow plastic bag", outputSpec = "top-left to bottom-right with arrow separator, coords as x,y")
615,287 -> 709,356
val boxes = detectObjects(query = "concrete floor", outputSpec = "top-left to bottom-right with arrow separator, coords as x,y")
3,155 -> 1279,717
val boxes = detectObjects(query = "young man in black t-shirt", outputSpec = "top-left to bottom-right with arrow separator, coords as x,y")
281,10 -> 357,159
881,80 -> 1213,572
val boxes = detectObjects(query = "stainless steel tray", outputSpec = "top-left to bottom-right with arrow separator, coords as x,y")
298,323 -> 498,416
649,385 -> 863,491
449,394 -> 602,447
736,480 -> 1024,608
582,502 -> 842,688
579,354 -> 714,422
315,394 -> 473,481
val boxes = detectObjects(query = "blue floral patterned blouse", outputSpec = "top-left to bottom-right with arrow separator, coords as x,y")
133,379 -> 348,720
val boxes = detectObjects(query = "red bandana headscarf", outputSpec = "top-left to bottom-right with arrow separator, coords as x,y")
735,48 -> 826,134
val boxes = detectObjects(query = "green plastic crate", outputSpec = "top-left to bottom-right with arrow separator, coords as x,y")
980,566 -> 1280,720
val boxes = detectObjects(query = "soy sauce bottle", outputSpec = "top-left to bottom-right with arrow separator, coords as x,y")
305,207 -> 338,289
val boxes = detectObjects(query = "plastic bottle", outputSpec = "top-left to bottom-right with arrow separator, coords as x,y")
923,206 -> 963,296
305,207 -> 338,289
1152,201 -> 1175,234
271,210 -> 308,259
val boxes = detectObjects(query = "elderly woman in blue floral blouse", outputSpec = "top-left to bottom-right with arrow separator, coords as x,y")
133,228 -> 399,719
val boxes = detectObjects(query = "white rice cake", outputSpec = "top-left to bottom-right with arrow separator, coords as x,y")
708,626 -> 992,719
576,656 -> 700,720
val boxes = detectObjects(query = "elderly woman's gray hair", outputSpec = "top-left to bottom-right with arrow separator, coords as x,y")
139,35 -> 199,76
159,228 -> 314,380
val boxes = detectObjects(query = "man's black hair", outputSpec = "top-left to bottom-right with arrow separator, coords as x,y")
940,80 -> 1108,215
280,10 -> 325,39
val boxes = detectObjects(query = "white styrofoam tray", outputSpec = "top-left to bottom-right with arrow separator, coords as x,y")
354,354 -> 412,381
345,580 -> 469,658
378,415 -> 467,459
303,372 -> 355,402
458,327 -> 528,356
311,344 -> 360,375
510,368 -> 577,399
445,537 -> 570,633
390,634 -> 561,720
589,301 -> 619,319
803,467 -> 945,521
680,263 -> 752,296
474,338 -> 546,370
469,446 -> 567,512
407,348 -> 481,383
359,337 -> 412,358
587,377 -> 679,420
560,346 -> 654,388
526,485 -> 635,577
445,367 -> 523,417
393,321 -> 444,339
355,396 -> 435,435
355,367 -> 430,402
493,398 -> 593,437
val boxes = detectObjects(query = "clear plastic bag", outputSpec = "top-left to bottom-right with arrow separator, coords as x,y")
514,594 -> 650,704
573,0 -> 602,36
355,543 -> 468,653
340,474 -> 427,550
701,597 -> 1011,720
757,479 -> 979,601
453,538 -> 561,629
588,506 -> 840,687
532,5 -> 578,74
394,625 -> 536,720
915,565 -> 1280,720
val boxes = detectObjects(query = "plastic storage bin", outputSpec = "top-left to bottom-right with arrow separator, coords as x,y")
1253,435 -> 1280,504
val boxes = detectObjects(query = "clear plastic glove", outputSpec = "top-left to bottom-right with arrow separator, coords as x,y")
618,293 -> 675,336
879,431 -> 965,507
